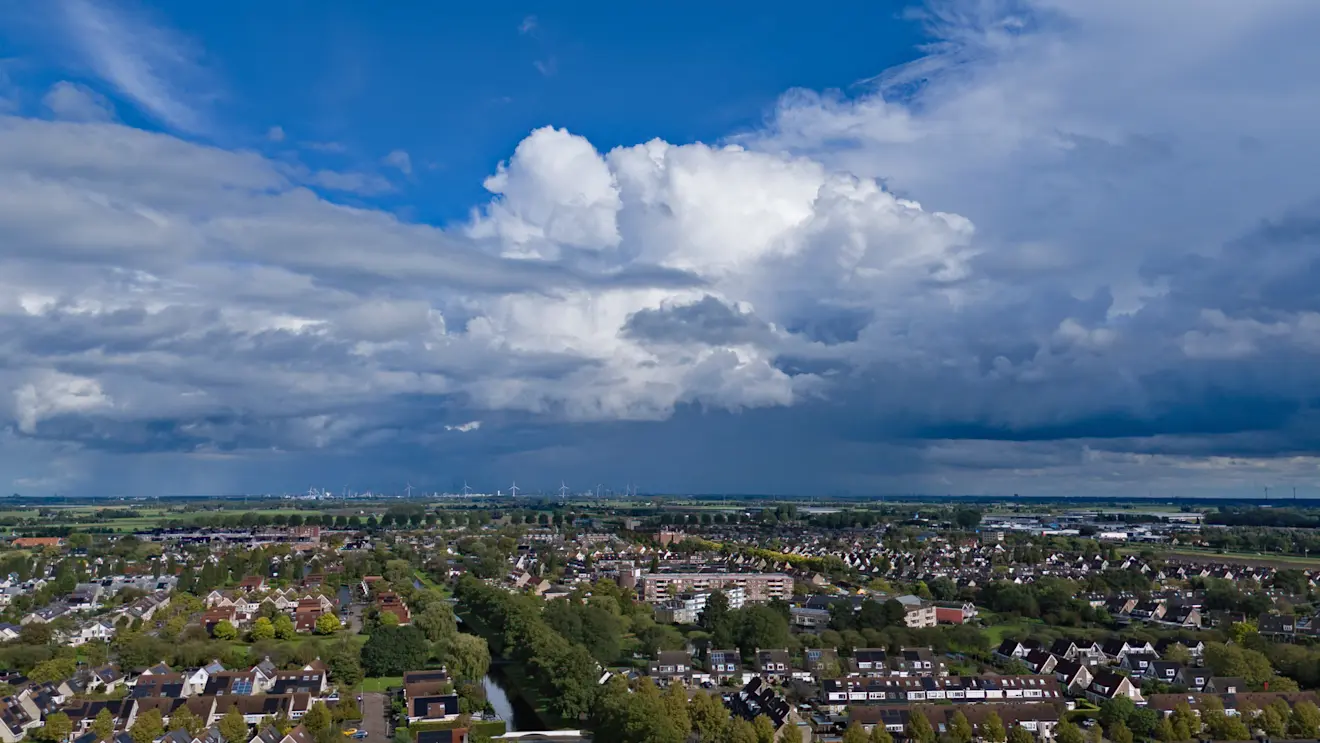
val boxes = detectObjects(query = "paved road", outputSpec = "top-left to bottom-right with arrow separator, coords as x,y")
361,692 -> 389,743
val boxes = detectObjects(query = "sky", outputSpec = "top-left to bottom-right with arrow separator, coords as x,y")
1,1 -> 1320,498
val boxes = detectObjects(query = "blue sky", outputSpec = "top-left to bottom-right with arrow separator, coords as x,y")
2,0 -> 1320,497
3,1 -> 925,222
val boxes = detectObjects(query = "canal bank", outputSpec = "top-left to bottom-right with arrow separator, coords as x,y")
457,612 -> 563,730
483,666 -> 542,731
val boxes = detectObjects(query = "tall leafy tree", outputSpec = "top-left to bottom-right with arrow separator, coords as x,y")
906,711 -> 936,743
661,681 -> 691,737
700,590 -> 730,630
170,706 -> 204,736
250,617 -> 275,641
439,633 -> 491,682
219,707 -> 249,743
1295,701 -> 1320,738
842,722 -> 870,743
949,711 -> 973,743
314,613 -> 342,635
414,603 -> 458,643
1055,720 -> 1084,743
90,708 -> 115,742
273,614 -> 296,640
689,690 -> 730,742
38,713 -> 72,743
130,709 -> 164,743
1008,725 -> 1035,743
361,625 -> 430,676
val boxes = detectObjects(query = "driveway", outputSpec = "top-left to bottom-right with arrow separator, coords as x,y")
360,692 -> 389,743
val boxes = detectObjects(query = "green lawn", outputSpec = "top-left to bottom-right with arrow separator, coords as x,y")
982,616 -> 1044,645
1120,545 -> 1320,567
225,632 -> 369,657
360,677 -> 402,692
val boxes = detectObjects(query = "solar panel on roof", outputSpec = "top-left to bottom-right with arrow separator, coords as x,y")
232,680 -> 253,695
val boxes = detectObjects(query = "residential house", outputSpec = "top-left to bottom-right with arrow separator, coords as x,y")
1022,650 -> 1058,676
64,620 -> 116,647
1203,677 -> 1246,695
754,650 -> 792,683
648,651 -> 694,686
707,649 -> 743,683
1121,652 -> 1159,675
849,702 -> 1062,740
186,662 -> 225,696
1084,670 -> 1145,705
1144,662 -> 1185,686
729,678 -> 794,733
414,731 -> 468,743
403,670 -> 460,724
1174,666 -> 1209,691
1052,660 -> 1093,695
801,649 -> 841,680
1130,601 -> 1167,622
237,576 -> 267,592
375,592 -> 411,625
1164,606 -> 1202,628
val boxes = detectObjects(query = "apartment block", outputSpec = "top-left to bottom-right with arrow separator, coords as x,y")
642,573 -> 793,603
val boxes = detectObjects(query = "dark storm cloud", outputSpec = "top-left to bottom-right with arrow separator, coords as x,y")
622,295 -> 770,346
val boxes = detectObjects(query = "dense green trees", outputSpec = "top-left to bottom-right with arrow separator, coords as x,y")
592,677 -> 686,743
544,597 -> 625,664
272,614 -> 296,640
328,640 -> 364,687
438,632 -> 491,682
250,617 -> 275,640
1205,642 -> 1293,690
314,613 -> 342,635
32,712 -> 72,743
361,625 -> 430,676
212,619 -> 238,640
1291,700 -> 1320,737
1055,720 -> 1084,743
414,602 -> 459,643
455,575 -> 601,720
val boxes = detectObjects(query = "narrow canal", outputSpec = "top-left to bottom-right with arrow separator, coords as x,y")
482,665 -> 541,732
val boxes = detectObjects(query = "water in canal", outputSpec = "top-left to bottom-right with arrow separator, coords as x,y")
482,668 -> 539,732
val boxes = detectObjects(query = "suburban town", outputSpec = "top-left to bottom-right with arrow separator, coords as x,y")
0,496 -> 1317,743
